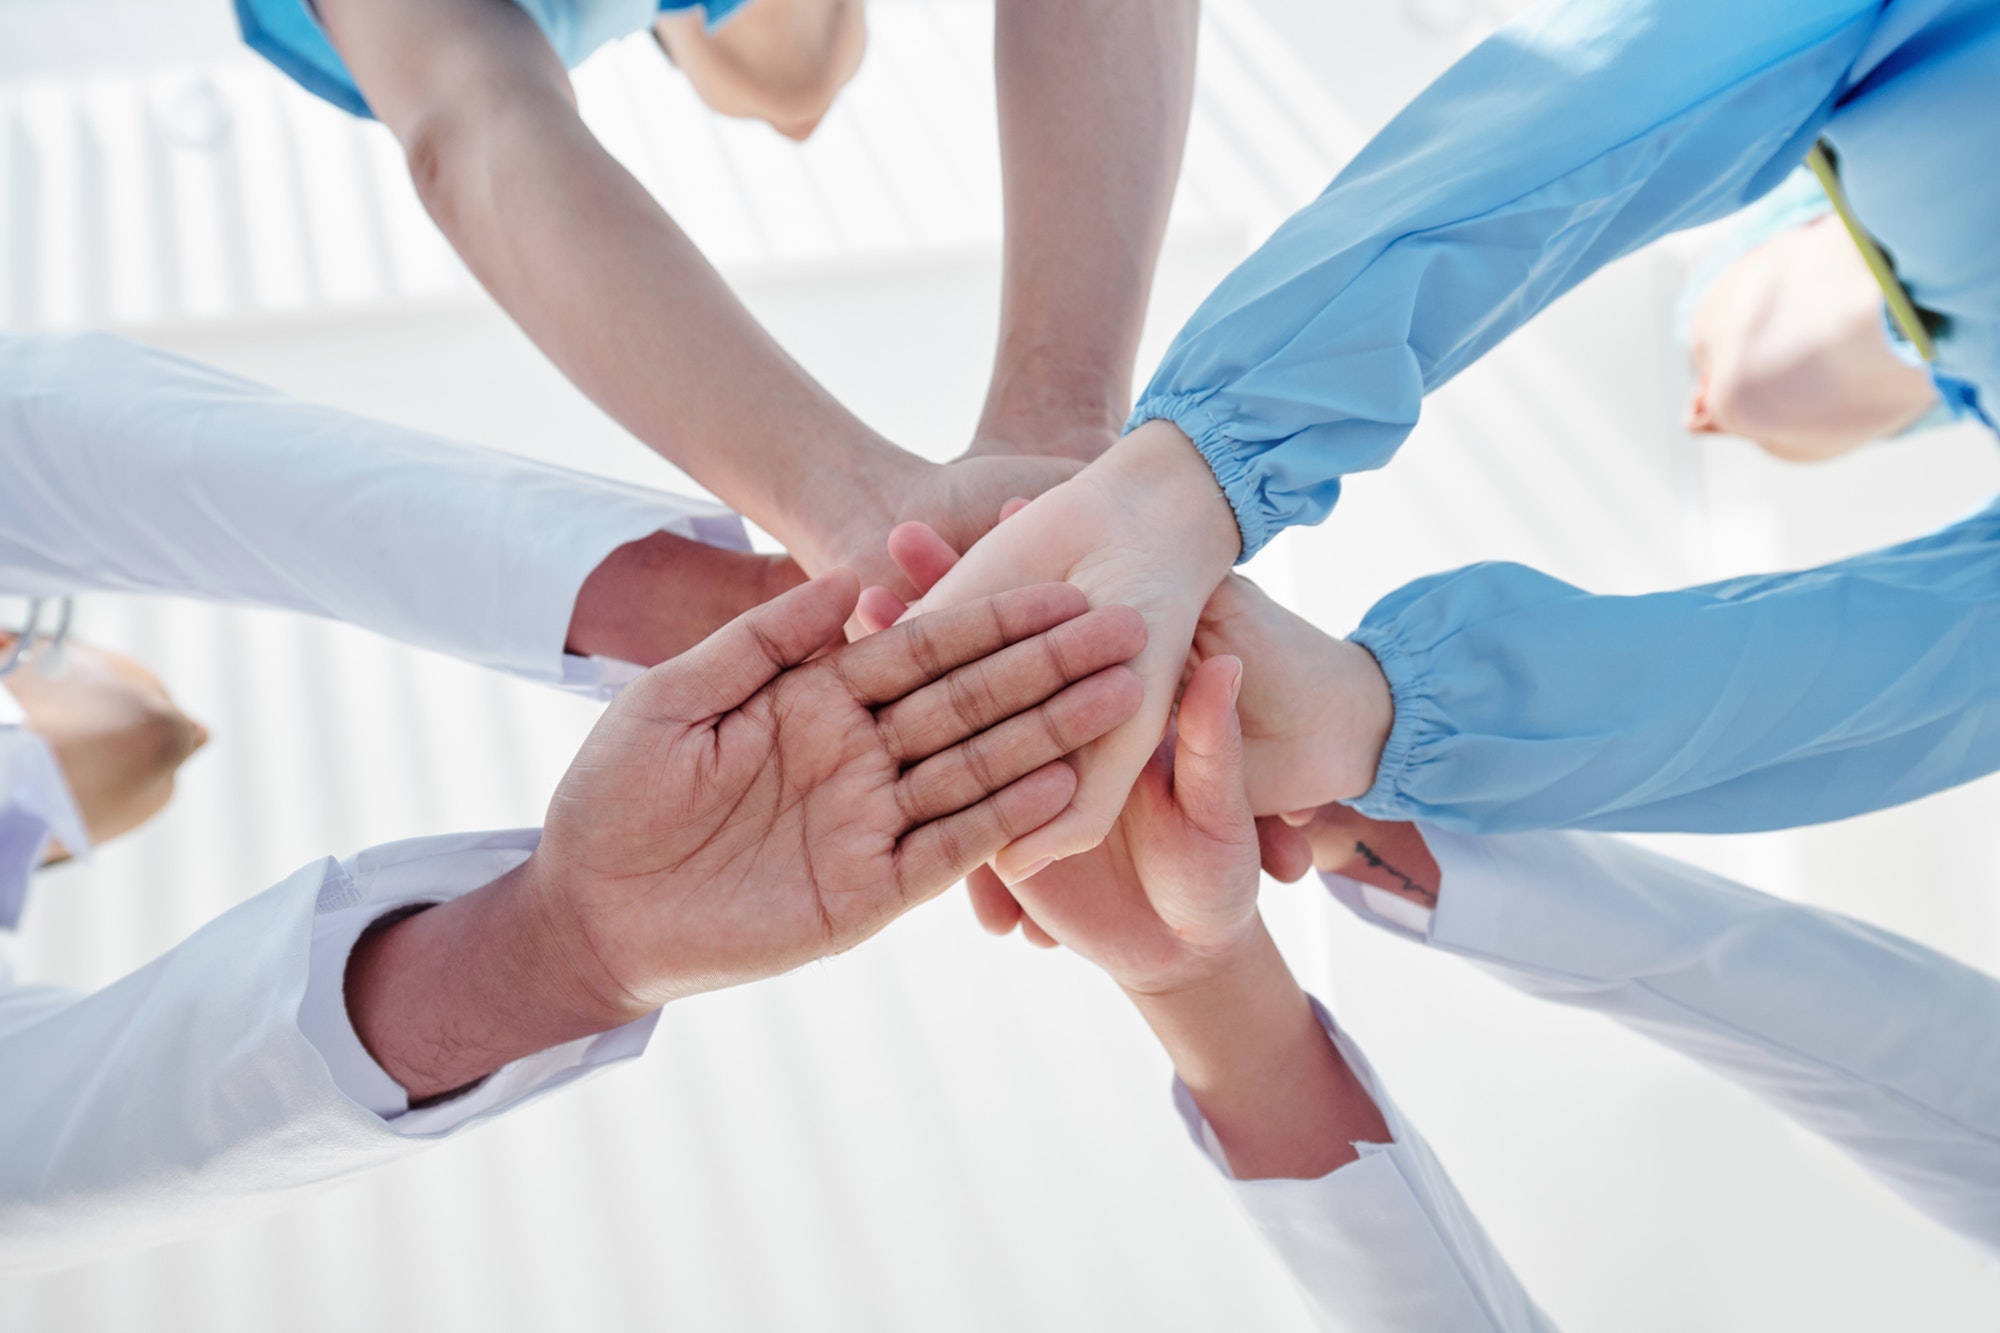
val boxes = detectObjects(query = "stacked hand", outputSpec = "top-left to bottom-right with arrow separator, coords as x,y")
350,570 -> 1147,1096
856,472 -> 1394,928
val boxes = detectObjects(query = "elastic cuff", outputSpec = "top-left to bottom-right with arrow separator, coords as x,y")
1342,625 -> 1434,821
1129,392 -> 1270,561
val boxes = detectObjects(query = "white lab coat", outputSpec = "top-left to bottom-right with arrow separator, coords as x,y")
0,331 -> 735,1270
1180,830 -> 2000,1331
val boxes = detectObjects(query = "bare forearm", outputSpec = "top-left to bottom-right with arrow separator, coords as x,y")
316,0 -> 910,552
974,0 -> 1198,460
566,530 -> 804,666
1125,923 -> 1390,1180
344,859 -> 631,1101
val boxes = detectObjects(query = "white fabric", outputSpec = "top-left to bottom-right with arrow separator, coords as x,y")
1192,828 -> 2000,1330
0,330 -> 745,693
1417,828 -> 2000,1249
0,830 -> 655,1273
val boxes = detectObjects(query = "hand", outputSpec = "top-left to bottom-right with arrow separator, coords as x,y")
994,653 -> 1395,1180
1191,576 -> 1391,817
994,654 -> 1265,996
528,569 -> 1149,1019
348,570 -> 1147,1096
567,529 -> 805,667
877,554 -> 1392,820
899,420 -> 1242,881
3,637 -> 208,856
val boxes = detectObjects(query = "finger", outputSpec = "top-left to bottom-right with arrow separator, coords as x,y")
636,569 -> 858,719
1279,808 -> 1318,828
855,586 -> 909,636
830,583 -> 1090,705
875,604 -> 1147,764
966,865 -> 1024,935
885,521 -> 962,596
1019,914 -> 1059,949
1257,815 -> 1313,883
897,762 -> 1077,901
998,497 -> 1031,522
897,665 -> 1142,825
1168,655 -> 1254,844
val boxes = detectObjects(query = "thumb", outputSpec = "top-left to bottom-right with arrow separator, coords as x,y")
634,569 -> 859,719
1170,654 -> 1253,844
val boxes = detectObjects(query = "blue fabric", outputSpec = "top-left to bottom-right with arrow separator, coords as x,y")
1348,496 -> 2000,833
1133,0 -> 2000,558
237,0 -> 750,119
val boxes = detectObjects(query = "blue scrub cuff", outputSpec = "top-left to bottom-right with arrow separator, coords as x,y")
1343,620 -> 1435,822
1128,392 -> 1292,563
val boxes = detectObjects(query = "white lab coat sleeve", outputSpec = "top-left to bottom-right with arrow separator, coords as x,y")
1172,1000 -> 1558,1332
1329,828 -> 2000,1251
0,828 -> 657,1273
0,330 -> 746,692
0,697 -> 89,931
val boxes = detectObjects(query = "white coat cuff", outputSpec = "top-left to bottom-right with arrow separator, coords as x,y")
1169,998 -> 1536,1331
296,829 -> 658,1136
0,694 -> 90,931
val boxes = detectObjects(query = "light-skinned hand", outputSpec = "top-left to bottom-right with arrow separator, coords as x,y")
889,420 -> 1242,882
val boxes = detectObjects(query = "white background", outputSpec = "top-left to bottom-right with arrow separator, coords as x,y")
4,0 -> 2000,1327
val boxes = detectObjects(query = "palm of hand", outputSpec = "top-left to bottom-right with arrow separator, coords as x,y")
544,663 -> 925,1007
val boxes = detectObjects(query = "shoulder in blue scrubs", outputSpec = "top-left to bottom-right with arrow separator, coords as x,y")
237,0 -> 751,118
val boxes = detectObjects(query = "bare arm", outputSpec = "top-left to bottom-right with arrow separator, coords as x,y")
1124,923 -> 1389,1180
314,0 -> 915,565
972,0 -> 1199,462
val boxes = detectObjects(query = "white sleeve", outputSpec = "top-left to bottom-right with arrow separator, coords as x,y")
0,828 -> 656,1273
0,331 -> 746,692
1172,999 -> 1558,1332
1328,828 -> 2000,1252
0,694 -> 89,931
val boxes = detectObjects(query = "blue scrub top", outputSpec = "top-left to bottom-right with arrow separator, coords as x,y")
1131,0 -> 2000,561
237,0 -> 751,119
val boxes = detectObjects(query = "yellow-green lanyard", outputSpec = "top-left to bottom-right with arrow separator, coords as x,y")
1805,140 -> 1938,363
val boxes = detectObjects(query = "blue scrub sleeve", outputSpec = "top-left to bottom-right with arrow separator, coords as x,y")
1349,497 -> 2000,833
236,0 -> 748,119
1129,0 -> 1885,559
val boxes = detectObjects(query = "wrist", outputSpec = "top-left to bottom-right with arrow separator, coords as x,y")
1115,917 -> 1268,1002
568,531 -> 803,665
974,351 -> 1131,463
1092,419 -> 1242,576
1309,637 -> 1394,805
1121,920 -> 1303,1083
783,440 -> 932,575
1126,920 -> 1390,1180
343,857 -> 643,1101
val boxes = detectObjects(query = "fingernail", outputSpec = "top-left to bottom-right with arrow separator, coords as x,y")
1007,856 -> 1056,886
1227,659 -> 1244,708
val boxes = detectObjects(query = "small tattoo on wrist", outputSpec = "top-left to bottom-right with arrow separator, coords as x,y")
1352,840 -> 1437,907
